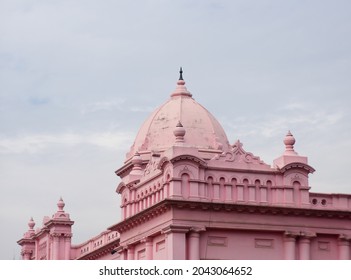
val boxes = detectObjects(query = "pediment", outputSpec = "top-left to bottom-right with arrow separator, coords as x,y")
213,140 -> 269,166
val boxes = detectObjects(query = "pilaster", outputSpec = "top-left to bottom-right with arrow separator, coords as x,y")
298,232 -> 315,260
338,235 -> 350,260
188,227 -> 205,260
283,232 -> 297,260
162,225 -> 189,260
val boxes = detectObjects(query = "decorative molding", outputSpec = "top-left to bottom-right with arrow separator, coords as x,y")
170,154 -> 207,167
77,239 -> 120,260
207,236 -> 227,247
157,156 -> 170,170
144,158 -> 159,176
255,238 -> 274,249
21,249 -> 33,256
109,203 -> 171,233
161,225 -> 190,235
213,140 -> 269,166
115,162 -> 134,177
317,241 -> 330,251
279,162 -> 315,174
116,182 -> 126,194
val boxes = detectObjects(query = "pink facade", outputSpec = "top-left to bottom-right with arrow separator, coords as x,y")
18,70 -> 351,260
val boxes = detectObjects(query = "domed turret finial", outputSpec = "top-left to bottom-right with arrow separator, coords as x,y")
57,197 -> 65,212
174,121 -> 186,144
130,151 -> 143,176
284,131 -> 298,155
28,217 -> 35,230
179,67 -> 184,80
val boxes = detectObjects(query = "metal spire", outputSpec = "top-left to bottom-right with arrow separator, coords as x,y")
179,67 -> 183,80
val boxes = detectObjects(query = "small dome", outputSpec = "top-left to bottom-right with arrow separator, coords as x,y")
126,70 -> 230,159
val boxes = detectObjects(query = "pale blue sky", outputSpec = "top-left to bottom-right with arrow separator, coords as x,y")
1,0 -> 350,259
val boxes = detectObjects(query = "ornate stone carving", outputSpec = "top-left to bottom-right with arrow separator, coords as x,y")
144,156 -> 160,176
213,140 -> 268,165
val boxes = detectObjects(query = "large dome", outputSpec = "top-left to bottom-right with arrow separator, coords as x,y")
126,72 -> 230,160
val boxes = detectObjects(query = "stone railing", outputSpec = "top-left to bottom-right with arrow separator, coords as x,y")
309,192 -> 351,210
121,179 -> 351,220
71,230 -> 119,259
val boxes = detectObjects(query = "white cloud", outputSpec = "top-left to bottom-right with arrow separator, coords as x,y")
80,99 -> 126,114
129,106 -> 154,113
223,107 -> 344,140
0,131 -> 133,154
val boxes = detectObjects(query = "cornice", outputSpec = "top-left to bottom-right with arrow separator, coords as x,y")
110,198 -> 351,234
170,154 -> 207,167
108,202 -> 171,233
115,161 -> 134,177
44,219 -> 74,227
279,162 -> 315,174
17,237 -> 36,246
207,165 -> 280,175
164,199 -> 351,219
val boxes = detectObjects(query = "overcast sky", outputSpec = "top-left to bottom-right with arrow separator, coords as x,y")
1,0 -> 350,260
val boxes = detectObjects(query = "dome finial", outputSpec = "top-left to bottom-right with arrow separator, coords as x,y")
174,121 -> 186,144
28,217 -> 35,230
171,68 -> 192,97
179,67 -> 183,80
283,130 -> 298,155
57,197 -> 65,212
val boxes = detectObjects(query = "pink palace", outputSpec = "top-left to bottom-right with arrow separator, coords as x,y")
18,69 -> 351,260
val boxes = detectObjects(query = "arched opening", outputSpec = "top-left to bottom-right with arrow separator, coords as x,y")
181,173 -> 190,199
219,177 -> 226,201
293,181 -> 301,205
207,176 -> 214,199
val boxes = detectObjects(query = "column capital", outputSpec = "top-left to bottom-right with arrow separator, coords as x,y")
162,225 -> 190,235
125,243 -> 135,250
115,245 -> 126,254
284,231 -> 299,240
50,233 -> 62,238
21,249 -> 33,256
299,231 -> 316,239
140,236 -> 153,244
338,234 -> 349,241
190,226 -> 206,233
338,234 -> 350,246
297,232 -> 316,248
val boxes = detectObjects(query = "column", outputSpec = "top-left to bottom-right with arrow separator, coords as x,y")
188,228 -> 205,260
163,183 -> 169,199
127,245 -> 135,260
338,235 -> 350,260
144,237 -> 153,260
64,234 -> 72,260
162,225 -> 189,260
21,249 -> 32,260
116,246 -> 127,260
283,232 -> 297,260
299,237 -> 311,260
52,234 -> 60,260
